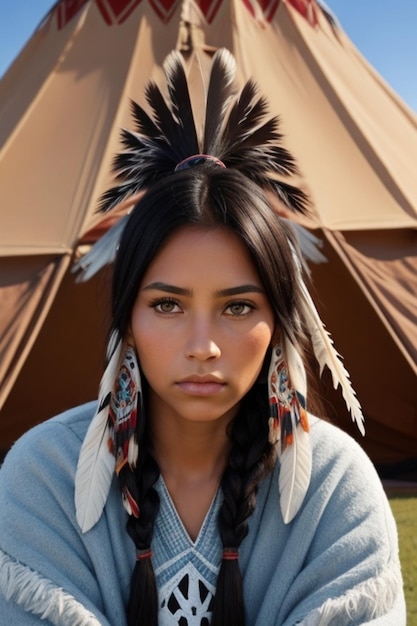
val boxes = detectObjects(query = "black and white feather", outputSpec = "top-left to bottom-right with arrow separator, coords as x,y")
99,48 -> 309,214
74,48 -> 312,279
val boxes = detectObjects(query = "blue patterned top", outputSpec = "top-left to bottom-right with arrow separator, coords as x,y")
153,478 -> 223,625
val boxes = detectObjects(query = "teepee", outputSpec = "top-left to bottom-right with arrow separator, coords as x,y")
1,0 -> 416,474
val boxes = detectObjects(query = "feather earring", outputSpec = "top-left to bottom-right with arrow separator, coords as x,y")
268,338 -> 312,524
108,345 -> 141,517
75,330 -> 122,532
75,337 -> 142,531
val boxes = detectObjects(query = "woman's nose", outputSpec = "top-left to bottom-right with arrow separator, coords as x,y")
185,318 -> 221,361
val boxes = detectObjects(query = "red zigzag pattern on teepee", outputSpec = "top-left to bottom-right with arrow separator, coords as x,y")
54,0 -> 318,29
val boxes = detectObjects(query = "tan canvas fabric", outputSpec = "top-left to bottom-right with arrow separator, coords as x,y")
309,229 -> 417,465
0,0 -> 416,466
0,255 -> 69,397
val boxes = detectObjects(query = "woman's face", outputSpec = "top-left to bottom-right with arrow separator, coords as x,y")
130,226 -> 275,428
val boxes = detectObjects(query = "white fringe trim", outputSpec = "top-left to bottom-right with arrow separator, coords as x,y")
301,559 -> 403,625
0,550 -> 102,625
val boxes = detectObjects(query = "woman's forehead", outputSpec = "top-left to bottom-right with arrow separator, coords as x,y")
140,225 -> 263,288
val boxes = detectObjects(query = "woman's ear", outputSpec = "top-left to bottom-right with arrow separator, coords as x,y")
125,325 -> 135,347
271,327 -> 281,346
257,344 -> 273,385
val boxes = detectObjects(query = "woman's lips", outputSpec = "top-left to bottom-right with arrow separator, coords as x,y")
176,377 -> 226,396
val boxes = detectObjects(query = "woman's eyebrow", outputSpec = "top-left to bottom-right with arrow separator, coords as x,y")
214,284 -> 264,297
142,282 -> 264,297
141,281 -> 192,296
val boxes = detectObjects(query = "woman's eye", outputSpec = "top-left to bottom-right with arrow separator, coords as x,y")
152,298 -> 180,313
225,301 -> 253,316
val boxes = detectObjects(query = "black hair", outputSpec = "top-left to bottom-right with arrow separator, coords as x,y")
111,163 -> 310,625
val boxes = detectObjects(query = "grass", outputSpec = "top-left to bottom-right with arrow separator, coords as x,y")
389,496 -> 417,625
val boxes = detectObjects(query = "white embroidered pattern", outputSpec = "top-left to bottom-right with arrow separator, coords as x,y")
153,478 -> 222,626
159,564 -> 214,625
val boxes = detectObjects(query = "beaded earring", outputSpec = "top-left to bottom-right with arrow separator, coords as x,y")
268,338 -> 311,524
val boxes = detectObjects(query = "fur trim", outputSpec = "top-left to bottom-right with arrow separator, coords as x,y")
0,550 -> 102,626
301,558 -> 403,625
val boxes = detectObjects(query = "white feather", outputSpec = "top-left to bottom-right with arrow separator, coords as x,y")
298,278 -> 365,435
74,333 -> 122,532
98,332 -> 122,401
72,214 -> 129,282
128,436 -> 139,467
288,240 -> 365,436
283,334 -> 307,399
283,219 -> 327,269
75,405 -> 115,532
279,418 -> 312,524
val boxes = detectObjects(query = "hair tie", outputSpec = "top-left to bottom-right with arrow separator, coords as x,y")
222,548 -> 239,561
136,548 -> 152,561
175,154 -> 226,172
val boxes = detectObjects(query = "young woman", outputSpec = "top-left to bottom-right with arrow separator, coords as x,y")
0,50 -> 405,625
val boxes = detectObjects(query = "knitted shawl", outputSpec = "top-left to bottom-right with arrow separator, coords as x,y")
0,402 -> 406,625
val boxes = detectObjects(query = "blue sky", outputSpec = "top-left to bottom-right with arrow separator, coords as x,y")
0,0 -> 416,111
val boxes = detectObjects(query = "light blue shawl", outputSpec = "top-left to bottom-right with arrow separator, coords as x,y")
0,402 -> 406,625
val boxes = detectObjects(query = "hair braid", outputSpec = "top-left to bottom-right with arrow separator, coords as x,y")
211,384 -> 276,626
120,440 -> 160,626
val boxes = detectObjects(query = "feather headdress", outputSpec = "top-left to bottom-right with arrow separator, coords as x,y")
73,48 -> 311,279
102,48 -> 308,212
74,48 -> 364,532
